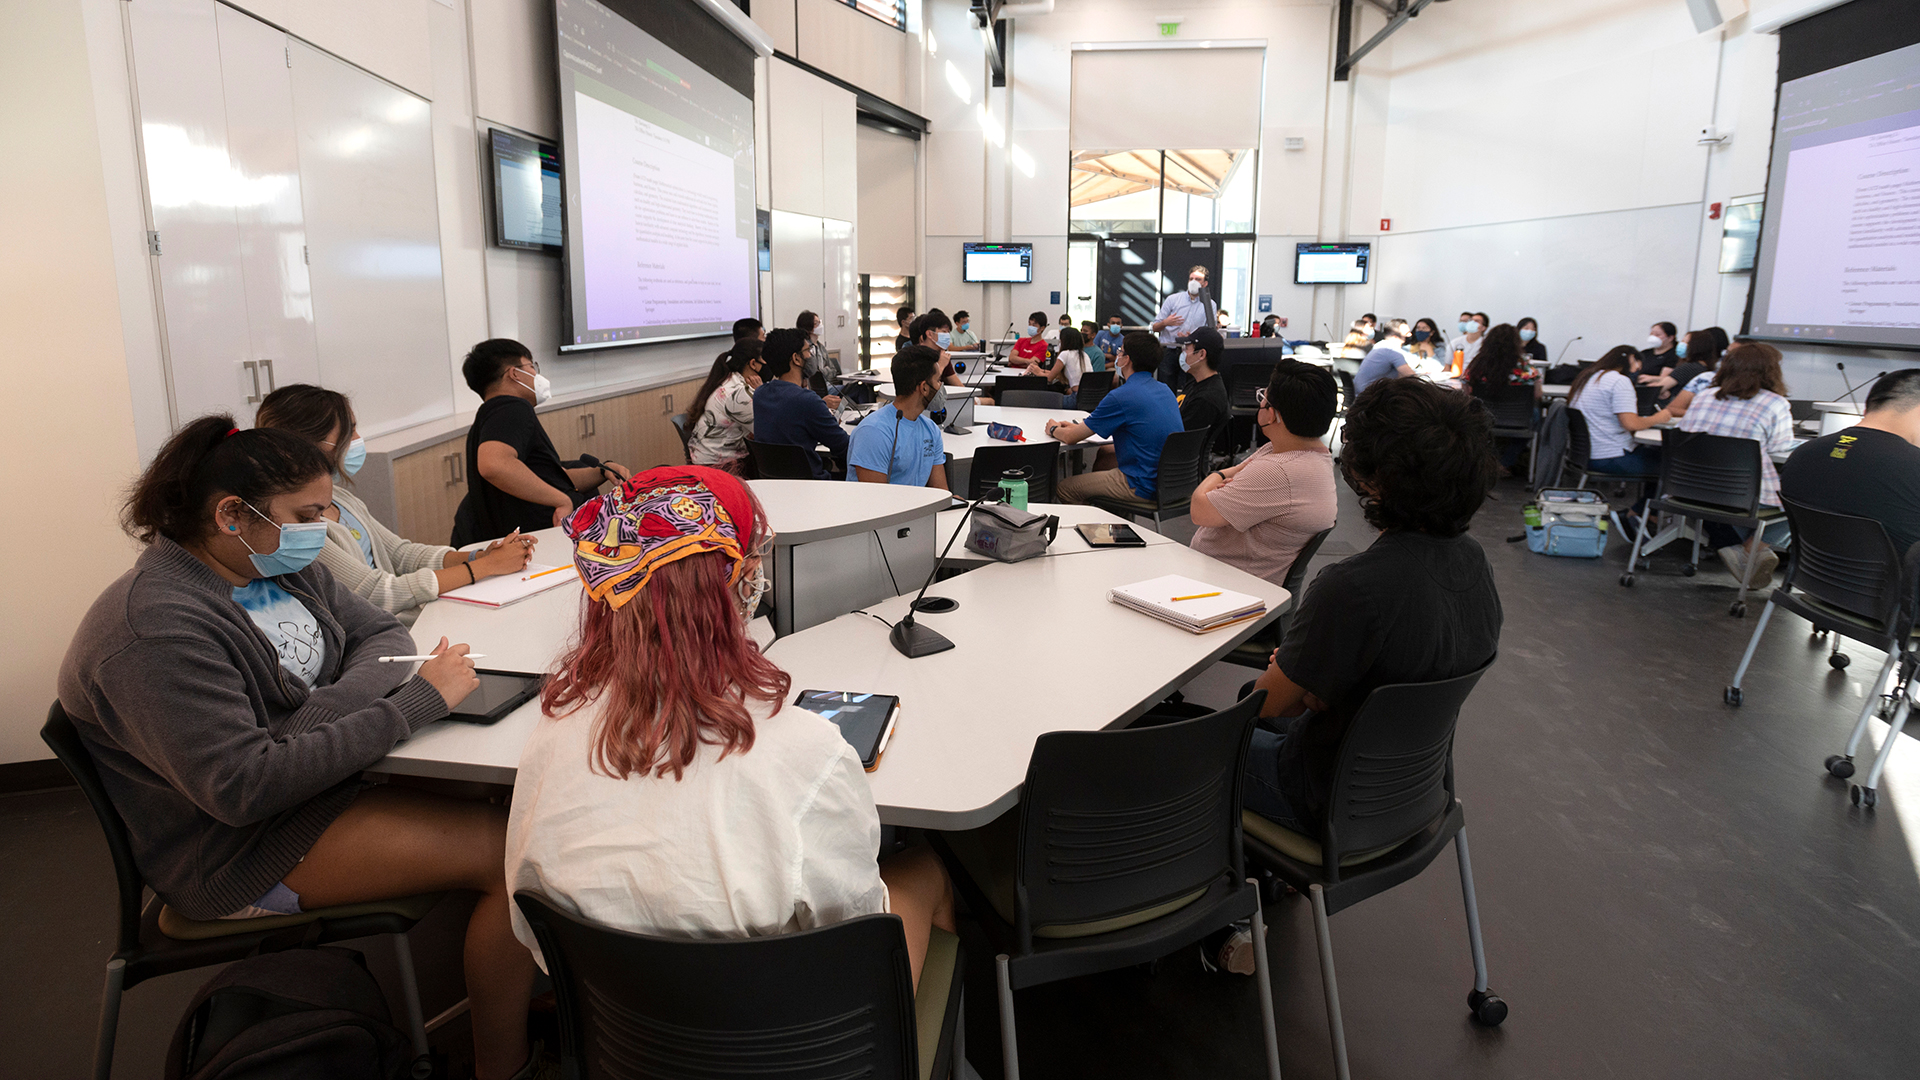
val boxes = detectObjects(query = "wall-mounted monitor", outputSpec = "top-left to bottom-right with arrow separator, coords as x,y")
1295,243 -> 1369,284
1719,195 -> 1762,274
488,128 -> 561,254
963,242 -> 1034,283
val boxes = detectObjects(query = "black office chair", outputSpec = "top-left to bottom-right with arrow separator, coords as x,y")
1074,370 -> 1114,412
41,704 -> 439,1080
1727,498 -> 1920,809
1085,428 -> 1210,528
996,389 -> 1066,410
669,412 -> 689,464
1223,362 -> 1278,455
931,693 -> 1282,1080
1479,382 -> 1538,479
746,439 -> 819,480
1331,360 -> 1360,416
1620,430 -> 1786,615
994,375 -> 1050,398
1558,408 -> 1658,490
1241,661 -> 1505,1080
1224,525 -> 1338,670
969,442 -> 1059,503
515,893 -> 965,1080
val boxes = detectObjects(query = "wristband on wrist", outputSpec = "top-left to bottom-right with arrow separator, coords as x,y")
465,561 -> 476,584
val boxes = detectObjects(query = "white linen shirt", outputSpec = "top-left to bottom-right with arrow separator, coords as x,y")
1156,291 -> 1211,345
1569,369 -> 1641,460
505,695 -> 889,968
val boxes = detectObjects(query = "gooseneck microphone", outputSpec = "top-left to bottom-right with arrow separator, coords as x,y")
1555,335 -> 1583,363
888,495 -> 986,658
1834,361 -> 1881,412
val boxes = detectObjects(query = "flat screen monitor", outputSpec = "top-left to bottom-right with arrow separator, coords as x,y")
489,128 -> 561,253
1295,243 -> 1370,285
963,242 -> 1034,283
1719,196 -> 1762,274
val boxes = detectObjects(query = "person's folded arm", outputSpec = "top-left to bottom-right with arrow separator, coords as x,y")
1049,421 -> 1094,445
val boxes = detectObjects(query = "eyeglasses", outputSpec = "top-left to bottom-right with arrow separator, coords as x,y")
1255,387 -> 1268,409
520,360 -> 542,374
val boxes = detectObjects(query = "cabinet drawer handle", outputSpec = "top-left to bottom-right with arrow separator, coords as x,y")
243,361 -> 261,404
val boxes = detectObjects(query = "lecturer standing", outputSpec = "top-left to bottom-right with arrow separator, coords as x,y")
1151,265 -> 1216,388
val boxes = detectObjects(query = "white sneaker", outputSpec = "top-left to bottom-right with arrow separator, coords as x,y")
1717,545 -> 1746,578
1752,547 -> 1780,583
1200,921 -> 1257,976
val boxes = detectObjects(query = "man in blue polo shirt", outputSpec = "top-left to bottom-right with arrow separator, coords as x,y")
753,328 -> 848,480
846,346 -> 948,489
1050,331 -> 1183,505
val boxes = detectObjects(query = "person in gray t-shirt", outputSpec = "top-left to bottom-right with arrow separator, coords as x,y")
1353,319 -> 1415,396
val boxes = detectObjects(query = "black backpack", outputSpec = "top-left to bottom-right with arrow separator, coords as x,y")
166,947 -> 420,1080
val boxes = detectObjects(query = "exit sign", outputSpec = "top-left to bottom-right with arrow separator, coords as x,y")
1158,21 -> 1180,36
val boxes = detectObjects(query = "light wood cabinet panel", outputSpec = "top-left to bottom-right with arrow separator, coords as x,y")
572,401 -> 631,469
392,434 -> 467,545
540,405 -> 583,462
621,378 -> 704,471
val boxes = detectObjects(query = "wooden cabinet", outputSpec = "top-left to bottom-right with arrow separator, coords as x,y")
619,378 -> 704,471
391,434 -> 468,545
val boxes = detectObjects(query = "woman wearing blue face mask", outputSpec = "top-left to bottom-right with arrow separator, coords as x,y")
1516,317 -> 1547,364
257,385 -> 535,621
60,415 -> 544,1080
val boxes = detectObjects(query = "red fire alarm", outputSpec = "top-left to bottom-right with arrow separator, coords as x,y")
1708,202 -> 1722,220
1380,218 -> 1392,231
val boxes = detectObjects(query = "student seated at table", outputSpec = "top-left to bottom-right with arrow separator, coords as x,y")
1049,332 -> 1183,506
1407,317 -> 1449,372
950,309 -> 979,350
1679,342 -> 1796,582
256,385 -> 535,619
685,339 -> 764,474
1079,320 -> 1105,370
1464,324 -> 1543,474
465,339 -> 630,538
1353,319 -> 1415,395
1189,360 -> 1339,586
1641,329 -> 1718,412
1517,316 -> 1548,363
60,417 -> 538,1080
1178,326 -> 1232,454
732,317 -> 765,343
1782,368 -> 1920,557
1013,310 -> 1051,365
1245,378 -> 1502,833
1448,312 -> 1487,367
753,328 -> 849,480
1094,314 -> 1127,365
1027,326 -> 1088,401
846,346 -> 949,490
1567,345 -> 1672,481
892,306 -> 915,354
505,467 -> 956,988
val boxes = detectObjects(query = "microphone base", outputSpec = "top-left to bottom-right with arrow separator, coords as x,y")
889,618 -> 955,658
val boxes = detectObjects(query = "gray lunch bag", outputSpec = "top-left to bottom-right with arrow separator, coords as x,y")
963,501 -> 1059,563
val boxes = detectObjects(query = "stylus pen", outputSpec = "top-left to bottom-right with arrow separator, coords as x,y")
377,654 -> 488,663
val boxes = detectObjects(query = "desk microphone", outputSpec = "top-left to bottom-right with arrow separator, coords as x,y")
1555,335 -> 1583,363
889,496 -> 988,658
1835,362 -> 1878,412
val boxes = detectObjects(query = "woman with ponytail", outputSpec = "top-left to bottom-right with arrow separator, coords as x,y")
684,339 -> 764,473
60,415 -> 538,1080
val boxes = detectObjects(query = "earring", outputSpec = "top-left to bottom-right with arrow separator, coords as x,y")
228,525 -> 238,531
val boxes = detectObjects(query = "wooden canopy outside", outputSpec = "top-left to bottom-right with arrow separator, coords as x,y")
1068,149 -> 1241,207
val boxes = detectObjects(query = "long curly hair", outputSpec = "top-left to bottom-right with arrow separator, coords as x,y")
1340,378 -> 1497,537
541,491 -> 788,781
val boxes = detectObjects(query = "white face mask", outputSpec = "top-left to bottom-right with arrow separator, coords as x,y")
512,367 -> 552,405
1187,279 -> 1202,296
736,560 -> 770,622
1644,334 -> 1665,349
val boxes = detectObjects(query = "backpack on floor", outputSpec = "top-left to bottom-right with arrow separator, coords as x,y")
1523,488 -> 1610,558
165,946 -> 417,1080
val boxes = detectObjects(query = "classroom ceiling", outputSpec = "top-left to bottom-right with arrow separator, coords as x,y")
1068,149 -> 1240,207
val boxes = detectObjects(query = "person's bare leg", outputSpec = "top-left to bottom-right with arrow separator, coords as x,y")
284,786 -> 536,1080
1092,446 -> 1118,471
878,845 -> 957,991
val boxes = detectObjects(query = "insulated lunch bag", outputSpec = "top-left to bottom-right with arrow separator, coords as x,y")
963,501 -> 1058,563
1523,488 -> 1610,558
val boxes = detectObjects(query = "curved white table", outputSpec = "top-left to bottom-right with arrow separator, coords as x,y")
935,503 -> 1177,567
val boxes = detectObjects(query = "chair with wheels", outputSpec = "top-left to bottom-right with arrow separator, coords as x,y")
1084,428 -> 1210,529
1331,361 -> 1360,416
1224,525 -> 1338,670
1479,382 -> 1538,481
968,442 -> 1059,503
1619,430 -> 1785,616
994,375 -> 1050,399
669,412 -> 689,463
1226,361 -> 1280,455
746,439 -> 820,481
996,389 -> 1066,410
1240,661 -> 1505,1080
1726,498 -> 1920,809
41,704 -> 440,1080
930,693 -> 1283,1080
514,892 -> 966,1080
1074,370 -> 1114,412
1556,408 -> 1658,535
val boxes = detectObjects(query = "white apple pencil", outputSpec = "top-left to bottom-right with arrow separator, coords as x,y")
378,654 -> 486,663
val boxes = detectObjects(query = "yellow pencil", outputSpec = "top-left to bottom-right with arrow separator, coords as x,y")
523,566 -> 573,582
1170,591 -> 1221,602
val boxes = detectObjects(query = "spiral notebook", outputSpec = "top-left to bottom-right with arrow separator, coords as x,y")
1108,575 -> 1265,634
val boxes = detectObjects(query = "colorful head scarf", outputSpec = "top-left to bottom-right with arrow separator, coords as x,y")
563,466 -> 758,610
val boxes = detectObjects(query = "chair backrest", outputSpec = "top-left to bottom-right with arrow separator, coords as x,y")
1154,427 -> 1212,508
1658,429 -> 1763,515
994,375 -> 1050,398
1014,693 -> 1264,943
997,389 -> 1064,410
1074,371 -> 1113,412
1323,660 -> 1493,871
1334,369 -> 1357,416
1225,362 -> 1278,411
514,893 -> 918,1080
1564,406 -> 1594,468
42,703 -> 144,952
746,439 -> 817,481
1281,526 -> 1336,604
1479,382 -> 1535,431
969,442 -> 1059,502
1780,496 -> 1908,633
669,413 -> 689,464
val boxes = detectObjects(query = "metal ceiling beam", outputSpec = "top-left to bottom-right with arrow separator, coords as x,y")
970,1 -> 1009,88
1335,0 -> 1441,82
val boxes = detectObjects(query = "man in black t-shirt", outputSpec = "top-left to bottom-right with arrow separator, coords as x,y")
462,339 -> 628,540
1245,378 -> 1504,831
1780,368 -> 1920,555
1178,327 -> 1232,458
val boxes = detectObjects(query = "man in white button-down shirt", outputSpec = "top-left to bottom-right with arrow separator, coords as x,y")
1150,265 -> 1215,387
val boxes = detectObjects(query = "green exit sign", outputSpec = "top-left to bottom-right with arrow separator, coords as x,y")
1158,21 -> 1180,36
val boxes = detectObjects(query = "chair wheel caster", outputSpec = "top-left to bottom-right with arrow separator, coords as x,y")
1619,573 -> 1634,587
1724,686 -> 1743,706
1811,629 -> 1829,641
1829,653 -> 1851,670
1468,988 -> 1508,1026
1852,784 -> 1877,809
1826,755 -> 1855,779
1682,564 -> 1696,577
1729,601 -> 1747,617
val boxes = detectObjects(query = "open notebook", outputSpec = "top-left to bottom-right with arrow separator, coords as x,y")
1109,574 -> 1265,634
439,565 -> 578,608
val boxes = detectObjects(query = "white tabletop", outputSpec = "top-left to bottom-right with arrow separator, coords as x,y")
1543,383 -> 1572,397
376,535 -> 1287,827
748,479 -> 949,545
935,503 -> 1178,567
840,404 -> 1107,466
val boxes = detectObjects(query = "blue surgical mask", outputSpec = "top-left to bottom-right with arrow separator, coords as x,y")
1413,329 -> 1432,343
1675,341 -> 1688,358
239,503 -> 329,577
1109,323 -> 1121,332
340,437 -> 366,477
957,322 -> 969,332
936,331 -> 953,349
1519,329 -> 1536,343
1027,325 -> 1042,338
1458,321 -> 1476,335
